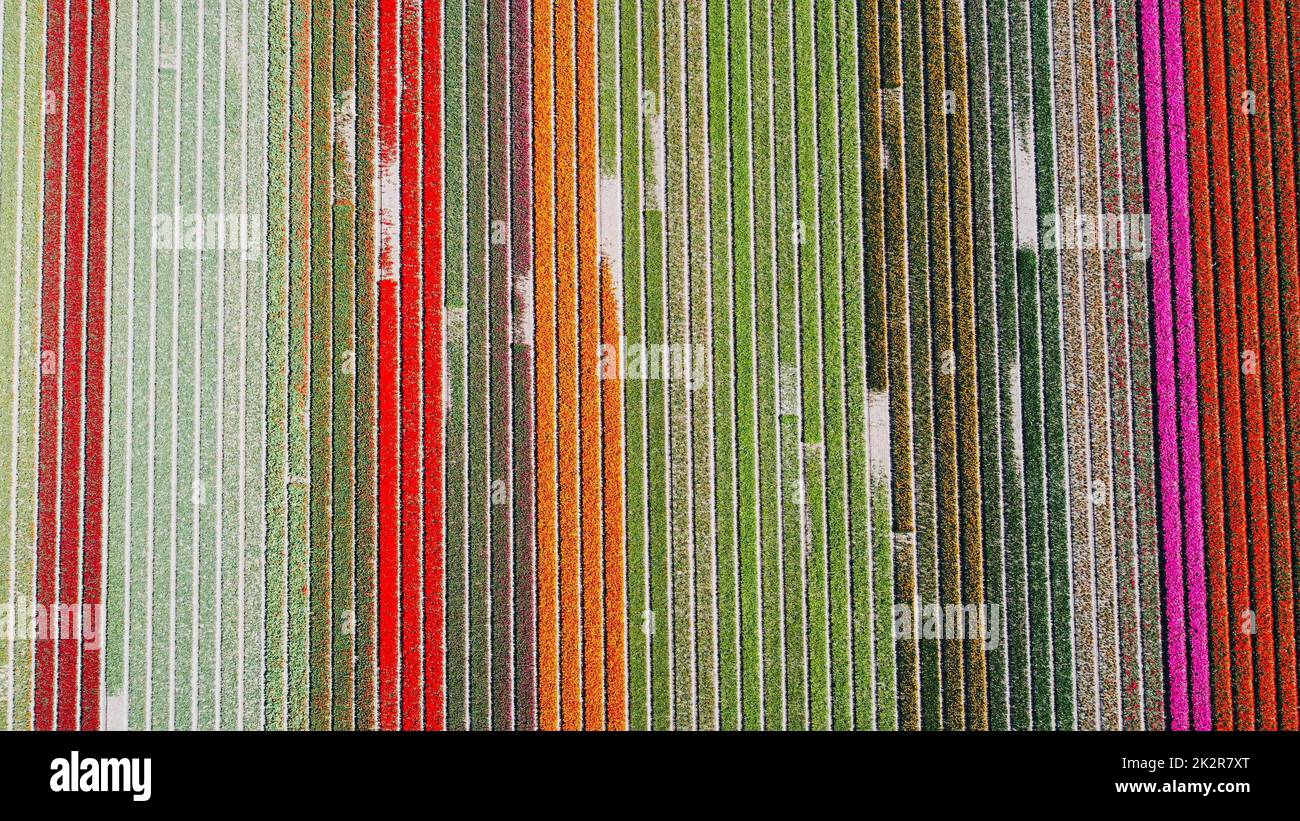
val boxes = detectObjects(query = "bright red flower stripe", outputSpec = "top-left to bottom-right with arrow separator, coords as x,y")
1170,0 -> 1300,729
33,0 -> 111,732
374,0 -> 445,730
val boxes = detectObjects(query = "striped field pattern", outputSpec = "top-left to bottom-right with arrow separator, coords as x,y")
1,0 -> 1299,731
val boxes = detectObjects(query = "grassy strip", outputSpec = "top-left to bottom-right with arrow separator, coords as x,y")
640,0 -> 671,730
285,0 -> 313,731
149,0 -> 179,730
943,0 -> 987,730
488,0 -> 514,728
773,0 -> 806,730
619,0 -> 648,731
793,0 -> 829,731
17,0 -> 53,730
444,0 -> 468,729
306,0 -> 336,730
880,0 -> 915,731
963,0 -> 1007,730
0,0 -> 35,730
900,0 -> 938,730
1050,0 -> 1096,731
727,0 -> 761,731
1008,0 -> 1051,729
0,0 -> 21,731
597,0 -> 629,712
706,0 -> 739,731
722,0 -> 759,732
130,0 -> 154,729
352,0 -> 379,730
988,0 -> 1030,729
264,0 -> 290,730
511,0 -> 538,731
1106,0 -> 1152,728
331,0 -> 358,729
466,0 -> 491,728
748,0 -> 784,728
245,0 -> 270,730
198,0 -> 226,730
855,0 -> 885,732
922,0 -> 962,729
172,0 -> 200,731
664,0 -> 695,728
813,0 -> 851,731
611,0 -> 642,732
219,0 -> 249,729
194,0 -> 218,730
0,0 -> 12,729
986,0 -> 1029,730
1116,0 -> 1160,731
1030,0 -> 1074,728
101,0 -> 133,730
685,0 -> 716,730
1012,0 -> 1049,728
12,0 -> 44,730
1076,0 -> 1122,729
